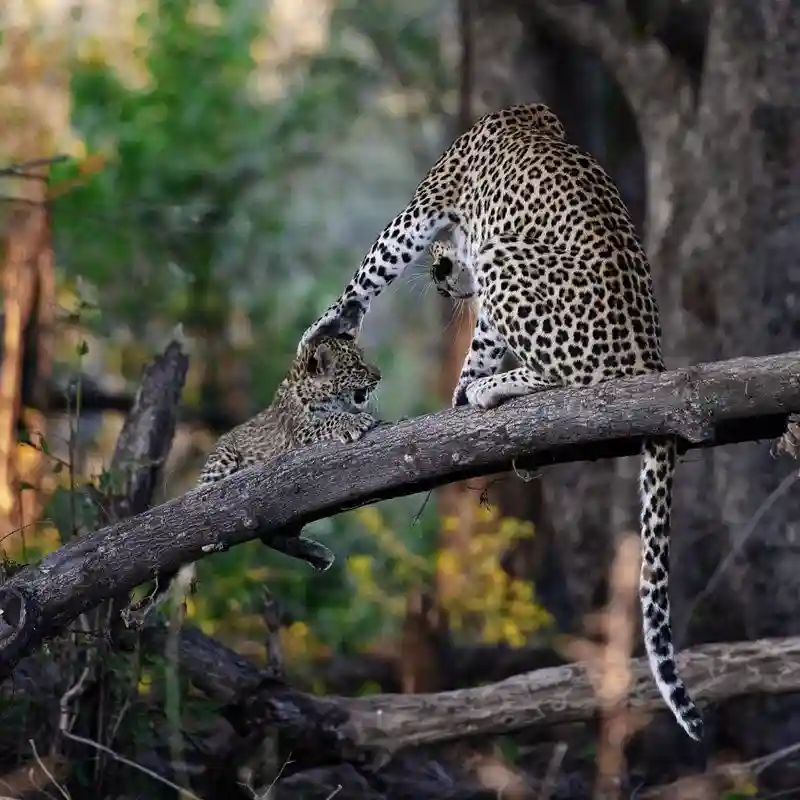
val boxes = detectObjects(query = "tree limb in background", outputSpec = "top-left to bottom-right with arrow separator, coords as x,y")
175,624 -> 800,763
0,350 -> 800,676
105,329 -> 189,519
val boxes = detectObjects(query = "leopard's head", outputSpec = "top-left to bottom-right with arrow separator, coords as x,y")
428,240 -> 477,300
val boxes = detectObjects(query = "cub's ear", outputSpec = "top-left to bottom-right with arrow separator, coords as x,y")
307,342 -> 334,377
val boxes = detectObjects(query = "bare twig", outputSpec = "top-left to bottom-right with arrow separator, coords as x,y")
57,614 -> 95,734
0,156 -> 68,179
0,754 -> 68,799
59,730 -> 202,800
30,739 -> 69,800
540,742 -> 568,800
252,753 -> 293,799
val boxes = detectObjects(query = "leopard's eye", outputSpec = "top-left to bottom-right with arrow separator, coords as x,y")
432,256 -> 454,282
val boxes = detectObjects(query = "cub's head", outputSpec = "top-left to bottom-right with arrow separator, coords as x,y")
428,241 -> 477,300
292,334 -> 381,410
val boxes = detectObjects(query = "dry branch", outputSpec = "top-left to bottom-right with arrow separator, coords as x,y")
0,350 -> 799,677
105,331 -> 189,519
172,625 -> 800,761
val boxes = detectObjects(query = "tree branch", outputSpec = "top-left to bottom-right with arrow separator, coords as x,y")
0,350 -> 799,676
106,331 -> 189,518
174,625 -> 800,762
336,636 -> 800,754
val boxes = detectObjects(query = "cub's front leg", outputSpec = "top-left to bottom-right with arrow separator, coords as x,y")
326,410 -> 380,444
300,410 -> 380,445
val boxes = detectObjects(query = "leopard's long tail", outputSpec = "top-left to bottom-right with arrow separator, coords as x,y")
639,437 -> 703,741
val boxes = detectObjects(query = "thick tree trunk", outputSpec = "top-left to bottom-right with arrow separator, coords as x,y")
698,1 -> 800,762
526,0 -> 800,774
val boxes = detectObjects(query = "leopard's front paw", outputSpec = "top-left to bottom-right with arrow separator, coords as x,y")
465,380 -> 497,410
453,379 -> 492,409
299,298 -> 366,352
337,412 -> 379,444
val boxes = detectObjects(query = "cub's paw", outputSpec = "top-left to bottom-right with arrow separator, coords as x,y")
336,412 -> 379,444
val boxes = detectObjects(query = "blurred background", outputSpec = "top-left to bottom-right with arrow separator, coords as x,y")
1,0 -> 799,795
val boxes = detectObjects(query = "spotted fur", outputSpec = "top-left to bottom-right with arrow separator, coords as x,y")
136,335 -> 381,617
299,103 -> 702,740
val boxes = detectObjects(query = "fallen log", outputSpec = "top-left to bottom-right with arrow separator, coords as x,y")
169,626 -> 800,760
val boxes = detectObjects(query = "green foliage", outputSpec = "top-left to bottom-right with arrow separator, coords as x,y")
12,0 -> 459,699
52,0 -> 272,331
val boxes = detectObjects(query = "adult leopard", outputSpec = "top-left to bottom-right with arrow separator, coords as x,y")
298,103 -> 702,741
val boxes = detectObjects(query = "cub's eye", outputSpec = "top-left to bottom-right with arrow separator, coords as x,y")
432,256 -> 454,282
353,389 -> 368,404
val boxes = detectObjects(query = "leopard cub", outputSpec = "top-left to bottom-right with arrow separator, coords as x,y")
127,334 -> 382,622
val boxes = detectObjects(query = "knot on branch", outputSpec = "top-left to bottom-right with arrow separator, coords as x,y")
227,677 -> 364,767
0,585 -> 39,679
772,413 -> 800,459
671,366 -> 717,444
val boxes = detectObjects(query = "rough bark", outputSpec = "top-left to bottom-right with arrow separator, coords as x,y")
0,350 -> 798,677
105,331 -> 189,519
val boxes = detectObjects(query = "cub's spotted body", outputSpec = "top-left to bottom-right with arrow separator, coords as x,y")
137,335 -> 381,617
299,104 -> 701,740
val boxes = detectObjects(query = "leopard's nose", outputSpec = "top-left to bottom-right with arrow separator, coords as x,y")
368,365 -> 382,381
